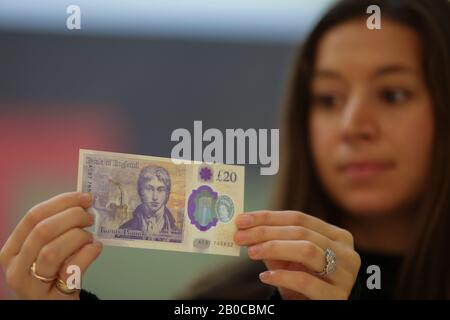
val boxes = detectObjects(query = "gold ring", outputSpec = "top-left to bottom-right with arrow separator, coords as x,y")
55,278 -> 78,295
30,262 -> 56,283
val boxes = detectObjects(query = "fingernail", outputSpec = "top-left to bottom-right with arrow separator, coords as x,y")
79,193 -> 92,207
248,245 -> 260,256
93,240 -> 103,248
234,231 -> 246,243
237,214 -> 253,228
89,213 -> 96,224
259,271 -> 271,281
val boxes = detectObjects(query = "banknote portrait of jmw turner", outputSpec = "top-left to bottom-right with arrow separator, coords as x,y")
83,156 -> 185,244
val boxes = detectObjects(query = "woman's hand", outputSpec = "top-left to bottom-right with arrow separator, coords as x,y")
235,210 -> 361,300
0,192 -> 103,299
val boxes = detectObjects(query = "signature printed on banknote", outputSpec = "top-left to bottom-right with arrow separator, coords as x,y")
77,149 -> 245,256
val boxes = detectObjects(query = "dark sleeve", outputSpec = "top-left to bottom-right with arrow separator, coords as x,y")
79,289 -> 99,300
348,273 -> 362,300
269,289 -> 282,300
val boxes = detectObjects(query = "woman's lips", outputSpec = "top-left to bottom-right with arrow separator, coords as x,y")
339,161 -> 393,180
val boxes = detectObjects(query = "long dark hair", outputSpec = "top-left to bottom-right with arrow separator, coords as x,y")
275,0 -> 450,299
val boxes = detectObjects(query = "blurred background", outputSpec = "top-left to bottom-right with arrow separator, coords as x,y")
0,0 -> 334,299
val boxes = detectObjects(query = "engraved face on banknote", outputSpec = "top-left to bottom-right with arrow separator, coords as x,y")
119,165 -> 182,241
216,195 -> 234,223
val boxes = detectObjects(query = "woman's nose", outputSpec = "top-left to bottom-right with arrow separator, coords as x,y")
340,95 -> 379,144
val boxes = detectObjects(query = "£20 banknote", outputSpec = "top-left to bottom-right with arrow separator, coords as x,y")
77,149 -> 244,256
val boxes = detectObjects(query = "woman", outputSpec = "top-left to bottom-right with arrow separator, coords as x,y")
266,0 -> 450,299
1,0 -> 449,299
178,0 -> 450,300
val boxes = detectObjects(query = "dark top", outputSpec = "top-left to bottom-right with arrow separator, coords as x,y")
350,249 -> 403,300
80,249 -> 403,300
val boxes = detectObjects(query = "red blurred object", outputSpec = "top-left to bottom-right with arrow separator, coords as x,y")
0,103 -> 132,299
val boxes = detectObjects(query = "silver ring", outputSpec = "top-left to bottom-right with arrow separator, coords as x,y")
315,248 -> 337,277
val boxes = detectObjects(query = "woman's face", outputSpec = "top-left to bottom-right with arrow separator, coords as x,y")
309,18 -> 434,217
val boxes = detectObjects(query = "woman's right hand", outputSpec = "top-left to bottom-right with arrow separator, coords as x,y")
0,192 -> 103,299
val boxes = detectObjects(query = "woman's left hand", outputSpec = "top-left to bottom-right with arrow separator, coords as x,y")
234,210 -> 361,300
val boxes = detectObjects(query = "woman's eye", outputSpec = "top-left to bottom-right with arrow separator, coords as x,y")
380,88 -> 411,104
312,94 -> 340,109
